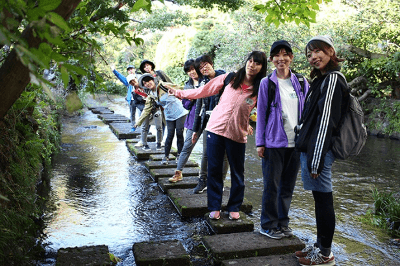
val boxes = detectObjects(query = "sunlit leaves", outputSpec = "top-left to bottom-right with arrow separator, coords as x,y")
254,0 -> 330,27
131,0 -> 152,13
39,0 -> 62,11
47,12 -> 71,32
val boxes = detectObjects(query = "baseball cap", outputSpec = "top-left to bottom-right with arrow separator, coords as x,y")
270,40 -> 292,56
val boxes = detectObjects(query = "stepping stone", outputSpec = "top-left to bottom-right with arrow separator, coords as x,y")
221,254 -> 299,266
127,143 -> 177,161
56,245 -> 113,266
158,176 -> 199,193
126,136 -> 155,144
144,160 -> 198,170
91,107 -> 114,114
150,154 -> 176,161
167,188 -> 252,217
109,122 -> 140,139
97,114 -> 130,124
149,167 -> 197,181
133,240 -> 189,266
202,231 -> 305,263
205,211 -> 254,234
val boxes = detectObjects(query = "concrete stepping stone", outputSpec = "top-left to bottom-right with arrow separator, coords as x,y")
98,114 -> 130,124
109,122 -> 139,139
126,136 -> 155,144
202,231 -> 305,263
167,188 -> 252,217
149,167 -> 198,181
127,143 -> 177,161
91,107 -> 114,114
205,211 -> 254,234
56,245 -> 113,266
150,154 -> 176,161
158,176 -> 199,193
221,253 -> 299,266
144,160 -> 198,170
133,240 -> 190,266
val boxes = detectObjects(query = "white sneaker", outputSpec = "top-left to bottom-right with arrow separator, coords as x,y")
134,140 -> 143,147
161,140 -> 165,147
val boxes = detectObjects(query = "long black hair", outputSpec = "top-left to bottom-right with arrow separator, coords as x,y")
306,40 -> 344,79
231,51 -> 268,97
183,59 -> 202,82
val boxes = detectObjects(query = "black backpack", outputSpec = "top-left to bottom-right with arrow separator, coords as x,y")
217,72 -> 236,103
321,71 -> 367,160
265,73 -> 306,122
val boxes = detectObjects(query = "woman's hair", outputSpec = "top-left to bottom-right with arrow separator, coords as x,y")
306,40 -> 344,78
270,46 -> 293,59
184,59 -> 202,80
231,51 -> 268,97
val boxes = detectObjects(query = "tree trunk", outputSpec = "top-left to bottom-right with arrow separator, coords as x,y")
0,0 -> 82,120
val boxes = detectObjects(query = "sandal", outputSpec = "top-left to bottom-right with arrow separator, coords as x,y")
229,212 -> 240,220
209,211 -> 220,220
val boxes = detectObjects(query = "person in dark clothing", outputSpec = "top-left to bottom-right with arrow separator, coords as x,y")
294,35 -> 349,266
139,59 -> 172,83
189,55 -> 229,193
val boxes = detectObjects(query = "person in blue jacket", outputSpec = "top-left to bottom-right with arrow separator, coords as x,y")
111,64 -> 145,131
256,40 -> 309,240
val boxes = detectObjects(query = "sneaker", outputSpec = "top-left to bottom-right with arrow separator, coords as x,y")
161,140 -> 165,147
280,226 -> 293,237
156,143 -> 162,150
130,127 -> 136,132
295,245 -> 316,258
135,140 -> 143,147
175,153 -> 180,162
229,212 -> 240,220
168,170 -> 182,183
142,145 -> 151,151
193,177 -> 207,194
259,228 -> 285,240
161,157 -> 169,165
209,211 -> 220,220
298,248 -> 335,266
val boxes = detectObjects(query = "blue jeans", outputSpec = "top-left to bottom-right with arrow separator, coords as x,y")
129,102 -> 144,127
165,115 -> 186,157
206,132 -> 245,212
301,150 -> 336,193
260,148 -> 300,230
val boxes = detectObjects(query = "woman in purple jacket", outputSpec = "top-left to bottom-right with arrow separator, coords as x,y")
169,59 -> 202,182
256,40 -> 309,240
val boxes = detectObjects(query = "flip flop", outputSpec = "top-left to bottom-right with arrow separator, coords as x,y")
209,211 -> 220,220
229,212 -> 240,220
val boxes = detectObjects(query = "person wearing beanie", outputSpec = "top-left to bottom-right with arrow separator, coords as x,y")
110,64 -> 145,132
134,74 -> 188,161
256,40 -> 309,240
294,35 -> 349,266
139,59 -> 172,84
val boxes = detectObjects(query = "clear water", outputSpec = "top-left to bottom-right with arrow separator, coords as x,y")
39,96 -> 400,265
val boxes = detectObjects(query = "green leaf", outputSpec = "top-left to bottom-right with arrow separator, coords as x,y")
47,12 -> 71,32
60,66 -> 69,88
63,63 -> 87,76
39,0 -> 61,11
132,0 -> 151,12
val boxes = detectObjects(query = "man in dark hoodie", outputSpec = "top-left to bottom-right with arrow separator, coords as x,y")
182,55 -> 229,193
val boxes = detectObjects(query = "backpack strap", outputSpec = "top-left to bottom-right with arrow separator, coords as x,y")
217,72 -> 236,103
156,70 -> 167,82
294,73 -> 305,94
265,74 -> 276,124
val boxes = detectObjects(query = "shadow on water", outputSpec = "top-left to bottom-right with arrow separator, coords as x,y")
39,95 -> 400,265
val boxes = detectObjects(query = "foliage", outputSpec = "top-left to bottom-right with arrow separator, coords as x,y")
360,187 -> 400,238
0,87 -> 62,264
254,0 -> 332,27
172,0 -> 245,12
134,7 -> 191,32
366,99 -> 400,134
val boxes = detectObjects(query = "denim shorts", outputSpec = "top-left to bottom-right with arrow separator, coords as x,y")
301,150 -> 336,192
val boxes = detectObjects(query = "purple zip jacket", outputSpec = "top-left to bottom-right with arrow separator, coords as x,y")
256,70 -> 309,148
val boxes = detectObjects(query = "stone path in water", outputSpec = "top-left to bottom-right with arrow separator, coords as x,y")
57,106 -> 305,266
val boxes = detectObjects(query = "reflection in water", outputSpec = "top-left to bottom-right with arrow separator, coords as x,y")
41,97 -> 400,266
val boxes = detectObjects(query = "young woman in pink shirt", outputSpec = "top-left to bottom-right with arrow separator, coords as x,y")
168,51 -> 267,220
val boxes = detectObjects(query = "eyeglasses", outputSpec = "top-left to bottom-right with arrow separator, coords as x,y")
199,62 -> 209,71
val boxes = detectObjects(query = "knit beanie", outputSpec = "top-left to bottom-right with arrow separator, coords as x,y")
307,35 -> 335,52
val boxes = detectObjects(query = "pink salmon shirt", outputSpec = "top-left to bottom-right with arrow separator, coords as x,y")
174,73 -> 257,143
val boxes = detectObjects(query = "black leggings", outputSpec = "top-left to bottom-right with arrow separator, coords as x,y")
312,191 -> 335,252
165,116 -> 186,157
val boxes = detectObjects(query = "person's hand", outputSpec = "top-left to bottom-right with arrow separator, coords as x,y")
130,78 -> 139,87
168,88 -> 176,96
110,64 -> 115,71
311,173 -> 319,179
257,147 -> 265,158
247,125 -> 254,135
192,132 -> 198,144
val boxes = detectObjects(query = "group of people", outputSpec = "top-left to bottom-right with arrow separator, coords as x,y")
113,35 -> 349,266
